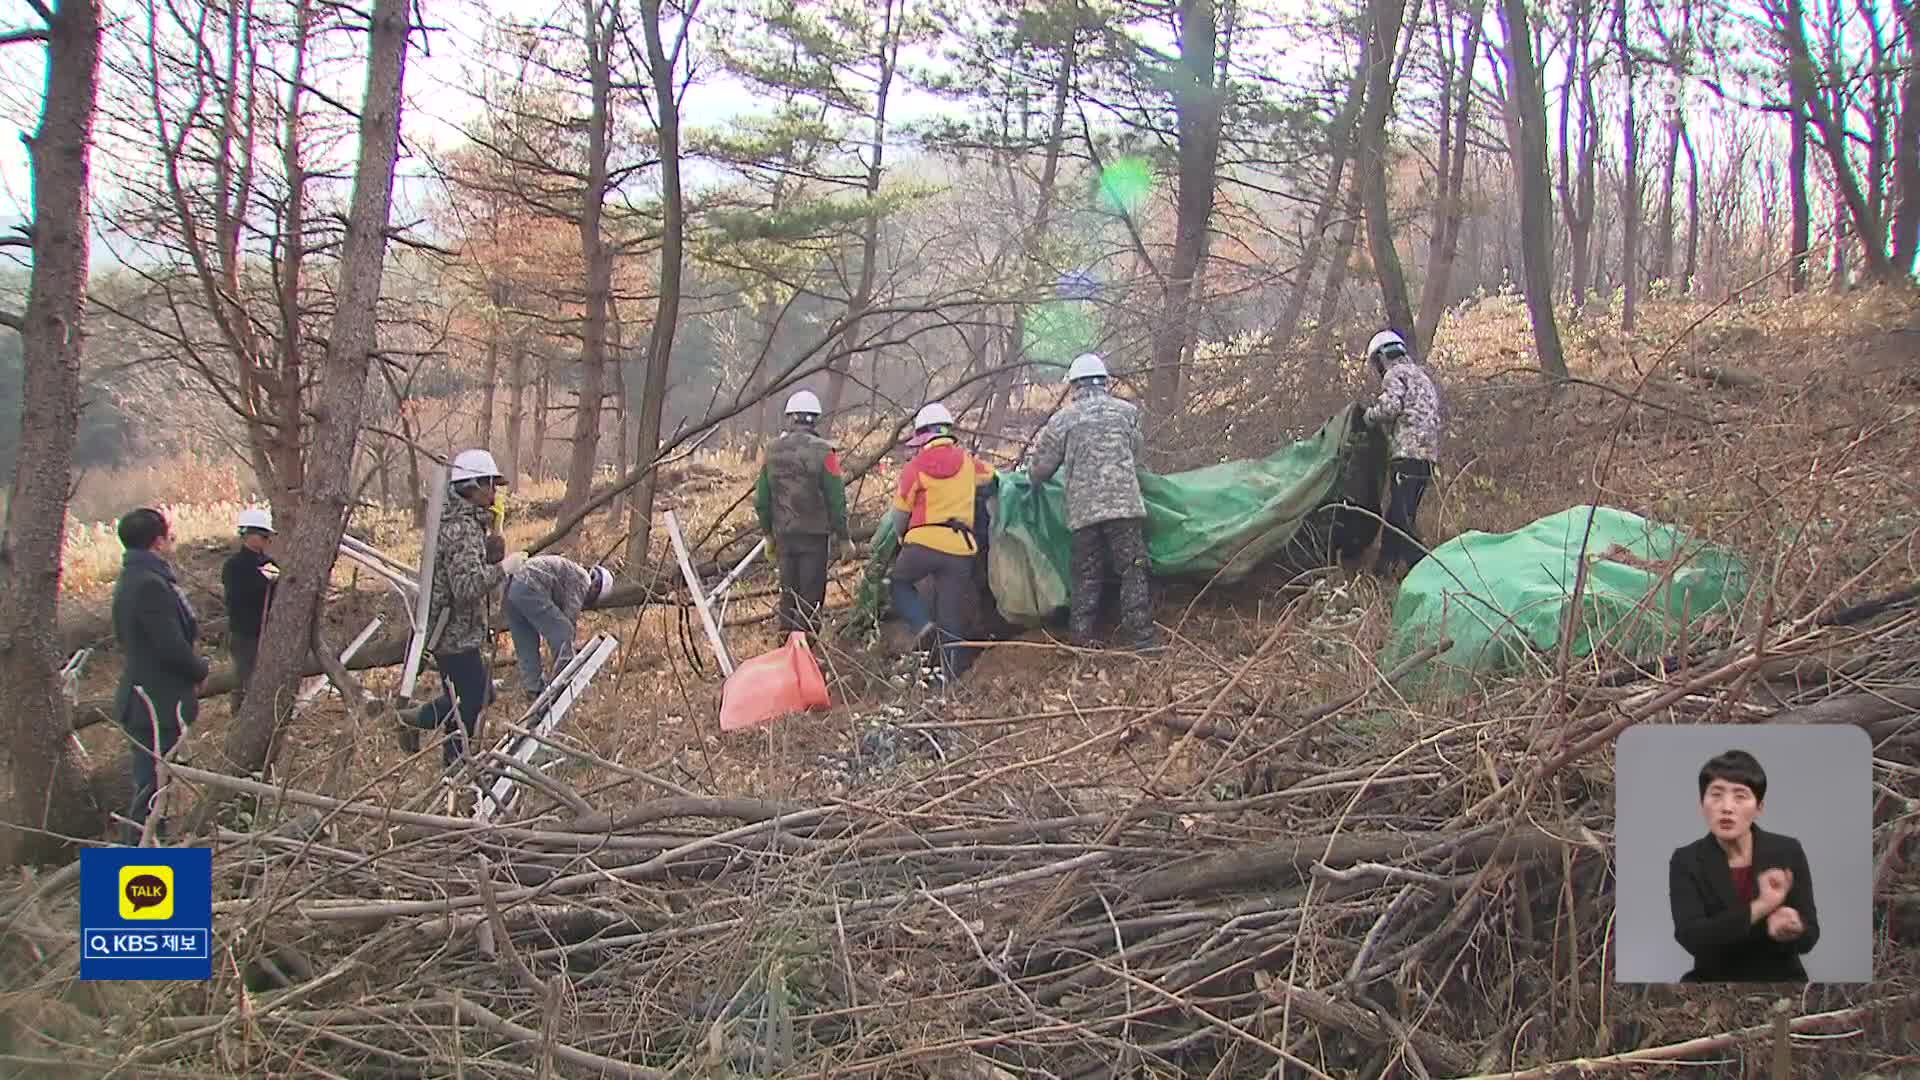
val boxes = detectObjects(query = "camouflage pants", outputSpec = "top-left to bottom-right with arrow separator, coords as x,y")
1068,518 -> 1153,644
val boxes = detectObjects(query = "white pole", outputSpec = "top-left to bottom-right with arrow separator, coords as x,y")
295,616 -> 385,713
665,510 -> 734,676
399,463 -> 448,698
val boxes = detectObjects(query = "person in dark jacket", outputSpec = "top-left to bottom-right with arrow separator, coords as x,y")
111,507 -> 211,844
221,507 -> 279,714
1668,749 -> 1819,982
754,390 -> 852,634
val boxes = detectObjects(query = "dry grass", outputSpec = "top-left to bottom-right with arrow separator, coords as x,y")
5,290 -> 1919,1077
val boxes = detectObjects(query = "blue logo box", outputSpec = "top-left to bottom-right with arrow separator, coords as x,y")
79,847 -> 213,981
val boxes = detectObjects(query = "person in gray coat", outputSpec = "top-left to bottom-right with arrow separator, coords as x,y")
1028,353 -> 1162,651
111,507 -> 210,843
505,555 -> 614,698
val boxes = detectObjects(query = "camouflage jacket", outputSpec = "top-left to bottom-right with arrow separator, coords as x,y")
755,429 -> 849,539
513,555 -> 594,625
1029,385 -> 1148,531
429,497 -> 507,654
1365,360 -> 1443,463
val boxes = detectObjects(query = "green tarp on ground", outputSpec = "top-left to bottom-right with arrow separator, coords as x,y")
851,405 -> 1386,631
1379,505 -> 1751,693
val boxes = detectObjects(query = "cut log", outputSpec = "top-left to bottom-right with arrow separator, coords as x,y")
1772,685 -> 1920,743
1128,826 -> 1579,902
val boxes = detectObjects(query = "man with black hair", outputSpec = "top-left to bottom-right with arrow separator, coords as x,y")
1360,330 -> 1443,576
1668,749 -> 1820,982
111,507 -> 210,843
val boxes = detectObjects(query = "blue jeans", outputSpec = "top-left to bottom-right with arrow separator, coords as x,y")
410,648 -> 493,766
506,576 -> 576,695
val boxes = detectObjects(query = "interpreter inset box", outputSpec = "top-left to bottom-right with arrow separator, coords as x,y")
1612,724 -> 1873,984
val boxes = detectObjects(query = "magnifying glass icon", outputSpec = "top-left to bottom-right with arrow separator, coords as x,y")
87,934 -> 108,954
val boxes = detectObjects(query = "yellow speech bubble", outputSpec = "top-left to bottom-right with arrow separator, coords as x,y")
119,865 -> 175,921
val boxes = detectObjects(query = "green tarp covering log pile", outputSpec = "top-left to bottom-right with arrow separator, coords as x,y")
850,405 -> 1389,632
1380,505 -> 1751,693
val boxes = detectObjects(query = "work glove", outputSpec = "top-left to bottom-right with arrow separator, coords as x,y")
500,551 -> 529,576
764,535 -> 777,560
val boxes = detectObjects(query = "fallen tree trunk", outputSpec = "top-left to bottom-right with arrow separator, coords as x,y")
1129,825 -> 1581,902
1772,684 -> 1920,743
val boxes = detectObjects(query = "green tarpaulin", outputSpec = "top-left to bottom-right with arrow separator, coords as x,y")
1380,505 -> 1751,692
852,405 -> 1386,631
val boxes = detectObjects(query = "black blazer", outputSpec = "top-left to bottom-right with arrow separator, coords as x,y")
112,549 -> 211,737
1667,823 -> 1819,982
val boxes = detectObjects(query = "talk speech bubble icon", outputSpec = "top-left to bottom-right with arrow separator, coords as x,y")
119,866 -> 174,920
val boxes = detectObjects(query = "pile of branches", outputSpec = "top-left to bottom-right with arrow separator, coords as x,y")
2,589 -> 1915,1078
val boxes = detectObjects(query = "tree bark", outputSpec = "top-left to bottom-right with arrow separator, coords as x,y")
624,0 -> 687,569
0,0 -> 105,868
1653,98 -> 1682,284
561,0 -> 616,519
1358,0 -> 1416,341
1557,0 -> 1600,310
1499,0 -> 1571,378
1778,0 -> 1895,281
1147,0 -> 1223,414
1615,0 -> 1641,331
822,0 -> 901,420
1413,0 -> 1485,354
1787,0 -> 1812,294
218,0 -> 410,778
1892,0 -> 1920,276
1308,181 -> 1363,359
505,336 -> 526,482
1272,47 -> 1366,350
1682,118 -> 1701,290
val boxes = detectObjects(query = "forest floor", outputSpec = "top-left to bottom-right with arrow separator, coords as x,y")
5,288 -> 1919,1078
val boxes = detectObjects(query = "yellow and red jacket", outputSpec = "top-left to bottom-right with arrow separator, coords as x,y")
893,437 -> 996,556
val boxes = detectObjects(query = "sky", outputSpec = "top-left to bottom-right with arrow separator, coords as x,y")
0,0 -> 980,263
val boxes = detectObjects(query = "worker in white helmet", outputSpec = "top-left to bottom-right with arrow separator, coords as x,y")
222,507 -> 281,713
753,389 -> 852,634
504,557 -> 615,699
883,402 -> 998,684
1360,330 -> 1443,576
399,448 -> 528,765
1028,353 -> 1161,651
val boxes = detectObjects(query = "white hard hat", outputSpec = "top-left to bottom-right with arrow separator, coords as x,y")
784,390 -> 822,416
587,564 -> 614,605
1066,353 -> 1109,382
449,448 -> 506,485
1366,330 -> 1408,360
235,508 -> 274,534
913,402 -> 955,431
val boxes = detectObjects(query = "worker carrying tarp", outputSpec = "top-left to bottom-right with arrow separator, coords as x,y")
1027,353 -> 1162,652
1379,505 -> 1751,694
851,403 -> 1388,633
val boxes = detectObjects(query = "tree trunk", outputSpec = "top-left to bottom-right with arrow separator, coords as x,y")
1780,4 -> 1895,281
1147,0 -> 1223,414
0,0 -> 105,868
219,0 -> 409,779
822,0 -> 901,419
1357,0 -> 1416,340
1308,181 -> 1364,359
1654,98 -> 1682,285
1556,0 -> 1599,311
271,0 -> 313,527
1892,0 -> 1920,276
625,0 -> 687,569
532,370 -> 550,481
610,300 -> 630,522
562,0 -> 616,520
505,336 -> 526,481
1272,47 -> 1367,350
1498,0 -> 1570,378
480,283 -> 502,446
1788,0 -> 1812,295
1616,0 -> 1641,331
1413,0 -> 1485,354
1682,119 -> 1701,290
